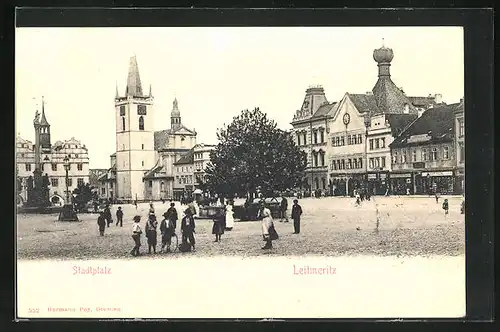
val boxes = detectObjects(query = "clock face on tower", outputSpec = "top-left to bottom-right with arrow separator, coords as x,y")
343,113 -> 351,125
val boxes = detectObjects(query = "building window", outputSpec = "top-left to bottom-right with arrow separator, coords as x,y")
313,131 -> 318,144
347,135 -> 352,145
320,130 -> 325,143
352,158 -> 357,169
369,158 -> 374,169
77,178 -> 84,186
101,188 -> 106,195
443,146 -> 449,159
393,152 -> 398,164
335,137 -> 340,146
375,139 -> 380,149
381,138 -> 386,148
422,149 -> 428,161
459,142 -> 465,162
148,180 -> 153,188
50,178 -> 58,187
402,151 -> 407,163
313,153 -> 318,167
110,182 -> 113,189
357,134 -> 362,144
141,161 -> 144,167
160,182 -> 165,192
77,163 -> 83,171
66,178 -> 73,187
142,144 -> 144,150
348,159 -> 353,169
458,119 -> 464,137
51,163 -> 57,171
412,149 -> 417,162
297,134 -> 301,146
359,158 -> 363,169
340,136 -> 345,146
341,160 -> 345,170
120,105 -> 125,116
381,157 -> 386,168
369,139 -> 374,150
122,117 -> 125,131
320,152 -> 325,166
303,133 -> 307,145
139,116 -> 144,130
431,147 -> 438,161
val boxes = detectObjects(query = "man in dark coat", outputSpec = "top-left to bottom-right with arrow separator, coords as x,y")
165,202 -> 178,229
115,206 -> 124,227
97,212 -> 106,236
291,199 -> 303,234
279,195 -> 289,222
181,209 -> 196,251
104,205 -> 113,227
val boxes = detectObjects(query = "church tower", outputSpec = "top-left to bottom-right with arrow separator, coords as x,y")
171,98 -> 181,130
38,96 -> 51,152
114,55 -> 155,201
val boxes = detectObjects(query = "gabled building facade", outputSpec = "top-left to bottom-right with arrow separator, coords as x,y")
389,103 -> 460,195
16,98 -> 90,205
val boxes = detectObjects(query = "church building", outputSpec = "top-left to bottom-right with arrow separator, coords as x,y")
109,55 -> 197,202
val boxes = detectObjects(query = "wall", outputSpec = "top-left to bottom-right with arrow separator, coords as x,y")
391,142 -> 456,172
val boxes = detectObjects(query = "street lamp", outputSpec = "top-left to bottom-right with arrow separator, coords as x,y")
58,155 -> 79,221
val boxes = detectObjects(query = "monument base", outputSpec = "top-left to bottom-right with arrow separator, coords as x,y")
58,204 -> 79,222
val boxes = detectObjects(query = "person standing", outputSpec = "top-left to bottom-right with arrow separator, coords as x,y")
160,212 -> 176,253
116,206 -> 124,227
134,199 -> 138,209
104,205 -> 113,227
181,209 -> 196,251
149,202 -> 155,215
145,214 -> 158,254
130,215 -> 142,256
212,208 -> 225,242
97,212 -> 106,236
442,199 -> 449,216
291,199 -> 303,234
225,201 -> 234,231
279,195 -> 289,222
258,202 -> 274,250
165,202 -> 179,229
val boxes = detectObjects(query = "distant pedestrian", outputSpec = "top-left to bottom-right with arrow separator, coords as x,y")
355,190 -> 361,206
181,209 -> 196,251
460,199 -> 465,214
145,214 -> 158,254
212,208 -> 225,242
93,201 -> 98,213
160,211 -> 176,253
279,195 -> 289,222
149,202 -> 155,215
291,199 -> 303,234
435,192 -> 439,204
406,187 -> 410,195
97,212 -> 106,236
116,206 -> 123,227
134,200 -> 138,209
104,205 -> 113,227
225,202 -> 234,231
130,215 -> 142,256
442,199 -> 449,215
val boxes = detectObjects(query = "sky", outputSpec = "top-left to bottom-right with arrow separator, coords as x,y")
15,27 -> 464,169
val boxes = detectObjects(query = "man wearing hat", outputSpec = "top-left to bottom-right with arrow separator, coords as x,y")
291,199 -> 303,234
181,208 -> 196,251
160,210 -> 176,253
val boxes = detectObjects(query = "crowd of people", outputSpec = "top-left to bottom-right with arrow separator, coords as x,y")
95,195 -> 305,255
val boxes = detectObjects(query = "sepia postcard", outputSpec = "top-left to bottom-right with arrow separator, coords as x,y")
15,24 -> 466,319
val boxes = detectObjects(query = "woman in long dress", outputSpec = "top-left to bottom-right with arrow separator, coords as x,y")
258,202 -> 275,250
225,202 -> 234,231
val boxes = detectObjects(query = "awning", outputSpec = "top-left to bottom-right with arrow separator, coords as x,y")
391,173 -> 412,178
421,171 -> 453,177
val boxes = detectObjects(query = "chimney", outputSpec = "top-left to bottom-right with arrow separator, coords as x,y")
366,91 -> 373,95
434,93 -> 443,104
460,97 -> 464,103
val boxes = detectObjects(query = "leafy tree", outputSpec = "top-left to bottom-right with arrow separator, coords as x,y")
204,107 -> 307,199
72,183 -> 94,211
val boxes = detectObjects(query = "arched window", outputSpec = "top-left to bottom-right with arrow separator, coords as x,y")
139,116 -> 144,130
314,178 -> 319,189
313,152 -> 318,167
160,182 -> 165,192
121,117 -> 125,131
319,151 -> 325,166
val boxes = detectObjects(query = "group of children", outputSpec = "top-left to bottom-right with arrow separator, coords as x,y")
96,206 -> 124,236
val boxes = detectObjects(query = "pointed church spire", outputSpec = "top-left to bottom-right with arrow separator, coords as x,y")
39,96 -> 50,126
125,55 -> 143,97
171,97 -> 181,130
148,84 -> 152,97
115,81 -> 120,99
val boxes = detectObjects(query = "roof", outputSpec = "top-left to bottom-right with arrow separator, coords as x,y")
389,103 -> 459,148
408,96 -> 437,108
39,102 -> 50,126
154,129 -> 172,150
372,77 -> 417,115
143,164 -> 164,179
312,102 -> 336,118
385,113 -> 419,137
348,94 -> 379,114
174,148 -> 195,165
110,153 -> 116,157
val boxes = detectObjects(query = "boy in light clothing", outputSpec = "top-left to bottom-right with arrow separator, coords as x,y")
130,215 -> 142,256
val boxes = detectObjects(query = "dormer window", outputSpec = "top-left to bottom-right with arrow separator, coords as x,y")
404,104 -> 410,114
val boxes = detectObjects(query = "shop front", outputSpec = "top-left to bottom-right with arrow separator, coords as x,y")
390,172 -> 413,195
367,171 -> 390,195
330,173 -> 365,197
416,170 -> 455,195
455,168 -> 465,195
